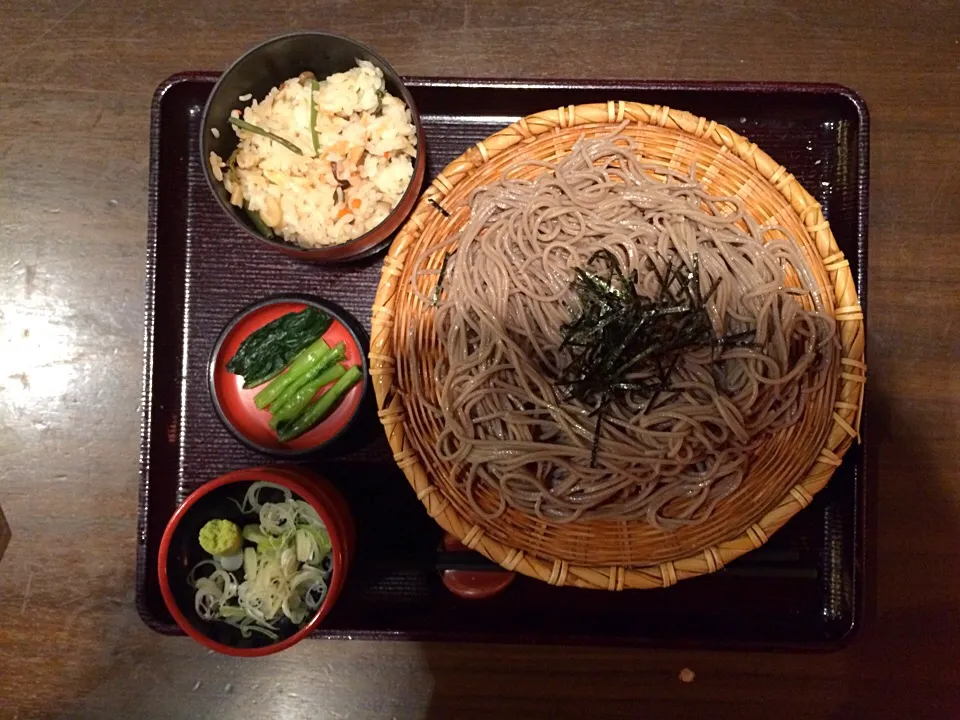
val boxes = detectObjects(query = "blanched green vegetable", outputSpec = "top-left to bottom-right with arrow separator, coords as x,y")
227,308 -> 332,389
253,337 -> 331,409
277,365 -> 363,443
269,363 -> 346,430
241,524 -> 284,552
268,341 -> 346,416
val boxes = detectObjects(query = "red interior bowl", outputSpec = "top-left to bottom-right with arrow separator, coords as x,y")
440,533 -> 516,600
209,294 -> 369,457
158,466 -> 355,657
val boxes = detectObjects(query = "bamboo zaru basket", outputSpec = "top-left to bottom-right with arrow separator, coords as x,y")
370,102 -> 865,590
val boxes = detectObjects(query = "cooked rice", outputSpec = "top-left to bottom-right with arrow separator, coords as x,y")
210,61 -> 417,248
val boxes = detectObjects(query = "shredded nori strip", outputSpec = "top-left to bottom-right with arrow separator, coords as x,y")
432,252 -> 451,306
428,198 -> 451,217
555,250 -> 756,466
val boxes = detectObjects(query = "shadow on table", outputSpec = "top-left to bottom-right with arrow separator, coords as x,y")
830,387 -> 960,718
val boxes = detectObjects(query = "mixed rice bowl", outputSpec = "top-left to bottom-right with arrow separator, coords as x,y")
208,61 -> 418,249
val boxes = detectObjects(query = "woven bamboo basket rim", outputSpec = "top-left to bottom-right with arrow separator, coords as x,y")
370,101 -> 866,590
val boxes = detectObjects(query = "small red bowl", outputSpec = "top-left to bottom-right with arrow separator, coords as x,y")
209,294 -> 369,457
158,466 -> 355,657
439,534 -> 516,600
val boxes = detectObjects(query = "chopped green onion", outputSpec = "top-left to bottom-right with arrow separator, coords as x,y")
189,483 -> 334,639
243,547 -> 258,581
218,605 -> 247,620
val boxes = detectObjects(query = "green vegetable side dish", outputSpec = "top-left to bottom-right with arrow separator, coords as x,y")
226,307 -> 332,388
253,337 -> 333,409
269,363 -> 346,430
267,342 -> 346,414
277,365 -> 363,443
225,308 -> 366,445
198,519 -> 242,556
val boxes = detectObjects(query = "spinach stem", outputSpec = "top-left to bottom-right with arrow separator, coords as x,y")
309,78 -> 320,156
244,205 -> 274,238
229,117 -> 303,155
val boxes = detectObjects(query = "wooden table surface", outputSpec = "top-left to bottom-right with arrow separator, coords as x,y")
1,1 -> 958,718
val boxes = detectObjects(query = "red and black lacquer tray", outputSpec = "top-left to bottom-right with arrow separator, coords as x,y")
137,73 -> 869,649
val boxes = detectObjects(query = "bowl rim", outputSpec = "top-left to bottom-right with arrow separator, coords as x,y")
207,292 -> 371,458
198,30 -> 426,261
157,467 -> 349,657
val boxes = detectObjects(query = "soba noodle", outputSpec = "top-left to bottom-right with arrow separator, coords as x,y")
409,130 -> 836,530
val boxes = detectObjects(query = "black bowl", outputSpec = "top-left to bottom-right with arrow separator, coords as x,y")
200,31 -> 427,262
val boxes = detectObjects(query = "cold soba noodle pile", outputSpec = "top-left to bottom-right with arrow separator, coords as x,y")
410,130 -> 837,531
